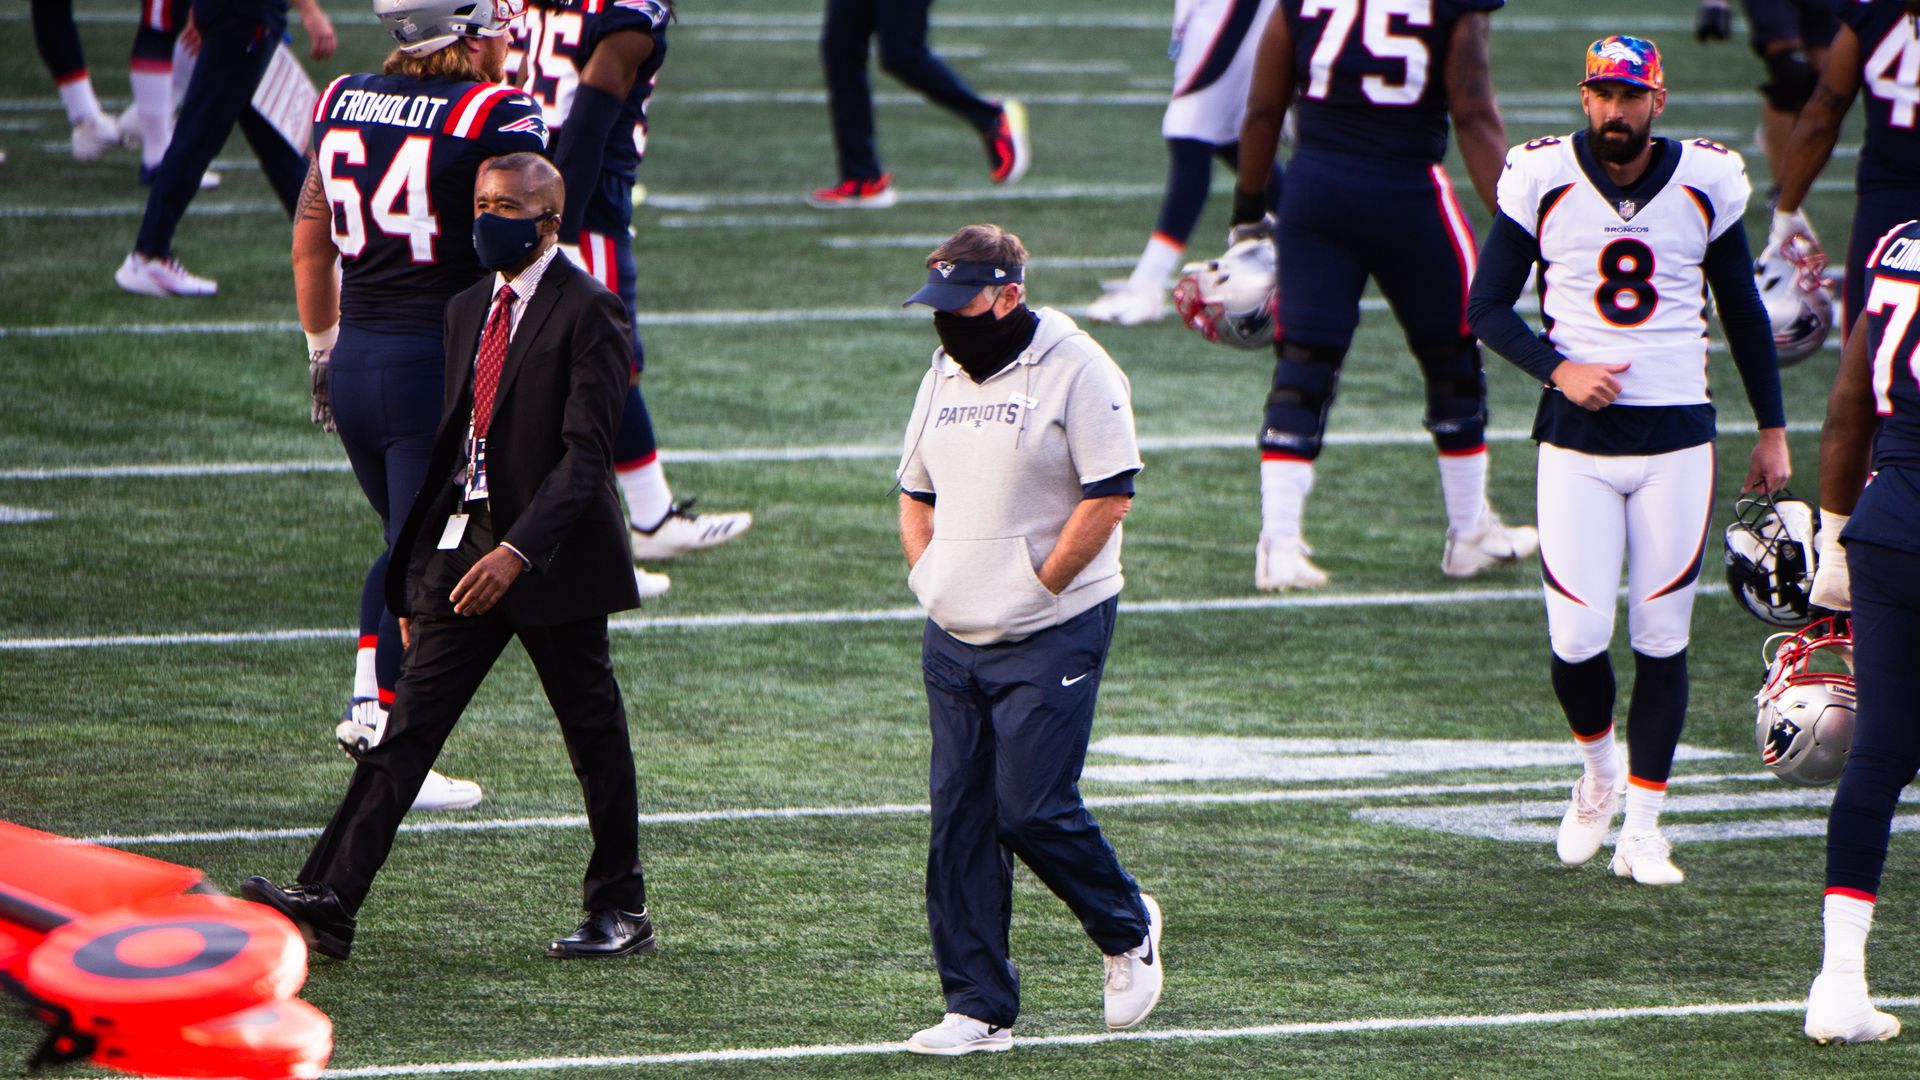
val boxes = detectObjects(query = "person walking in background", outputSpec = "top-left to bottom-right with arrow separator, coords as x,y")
809,0 -> 1028,208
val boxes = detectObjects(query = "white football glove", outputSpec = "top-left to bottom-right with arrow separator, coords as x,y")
1808,510 -> 1851,612
1227,212 -> 1277,249
1767,207 -> 1817,260
306,324 -> 338,433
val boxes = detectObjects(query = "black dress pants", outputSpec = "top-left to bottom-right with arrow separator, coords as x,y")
299,508 -> 646,916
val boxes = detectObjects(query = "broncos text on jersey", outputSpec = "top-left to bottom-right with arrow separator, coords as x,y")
1285,0 -> 1503,164
1497,132 -> 1752,406
310,73 -> 549,332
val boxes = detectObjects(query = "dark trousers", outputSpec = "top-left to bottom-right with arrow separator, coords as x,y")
134,0 -> 304,256
299,509 -> 646,916
330,329 -> 444,696
921,597 -> 1147,1028
820,0 -> 1000,182
1825,540 -> 1920,897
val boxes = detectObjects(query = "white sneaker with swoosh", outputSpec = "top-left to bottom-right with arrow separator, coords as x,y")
1105,894 -> 1163,1030
905,1013 -> 1012,1055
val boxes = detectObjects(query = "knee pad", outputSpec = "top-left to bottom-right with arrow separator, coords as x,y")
1414,338 -> 1488,449
1760,49 -> 1817,112
1261,342 -> 1345,458
1548,622 -> 1613,667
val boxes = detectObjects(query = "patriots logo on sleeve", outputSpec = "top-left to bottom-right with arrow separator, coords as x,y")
498,114 -> 549,147
612,0 -> 667,21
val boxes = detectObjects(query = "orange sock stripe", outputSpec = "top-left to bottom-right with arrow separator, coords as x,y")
1627,775 -> 1667,792
1826,886 -> 1877,903
1571,725 -> 1614,743
1149,231 -> 1186,251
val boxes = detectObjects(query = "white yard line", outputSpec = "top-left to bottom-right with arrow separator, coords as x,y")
0,422 -> 1823,482
0,583 -> 1736,654
79,770 -> 1768,849
316,995 -> 1888,1076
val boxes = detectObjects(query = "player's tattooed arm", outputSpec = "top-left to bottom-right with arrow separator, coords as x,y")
1773,23 -> 1860,213
292,156 -> 342,333
295,158 -> 329,224
1445,13 -> 1505,215
1233,8 -> 1293,226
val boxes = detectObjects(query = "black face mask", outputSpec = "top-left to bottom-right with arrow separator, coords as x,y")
473,211 -> 551,271
933,303 -> 1037,382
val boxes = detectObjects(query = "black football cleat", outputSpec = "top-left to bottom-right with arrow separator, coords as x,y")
241,876 -> 356,960
546,907 -> 656,959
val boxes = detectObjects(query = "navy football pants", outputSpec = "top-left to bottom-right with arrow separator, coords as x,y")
921,597 -> 1148,1028
1845,187 -> 1920,335
1825,540 -> 1920,898
329,328 -> 442,699
821,0 -> 1001,183
134,0 -> 304,257
574,227 -> 661,473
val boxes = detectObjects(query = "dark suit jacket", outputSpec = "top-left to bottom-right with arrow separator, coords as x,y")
386,252 -> 642,627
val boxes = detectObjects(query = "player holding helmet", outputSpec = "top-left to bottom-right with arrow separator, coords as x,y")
1798,216 -> 1920,1044
293,0 -> 551,810
1469,36 -> 1790,886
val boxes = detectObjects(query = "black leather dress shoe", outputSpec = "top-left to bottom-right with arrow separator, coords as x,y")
241,876 -> 356,960
546,907 -> 656,958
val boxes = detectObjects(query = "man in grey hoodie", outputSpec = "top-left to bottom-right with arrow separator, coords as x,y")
895,224 -> 1163,1055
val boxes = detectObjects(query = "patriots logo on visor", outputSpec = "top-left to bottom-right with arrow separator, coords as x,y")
936,261 -> 955,278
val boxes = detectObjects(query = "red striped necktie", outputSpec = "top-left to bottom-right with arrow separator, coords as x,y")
472,286 -> 517,439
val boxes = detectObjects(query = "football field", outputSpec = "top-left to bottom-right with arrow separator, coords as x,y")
6,0 -> 1920,1075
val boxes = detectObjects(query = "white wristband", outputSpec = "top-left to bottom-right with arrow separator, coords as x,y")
1818,510 -> 1849,557
305,324 -> 339,354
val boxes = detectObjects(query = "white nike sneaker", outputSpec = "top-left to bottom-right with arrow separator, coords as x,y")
71,113 -> 123,162
1806,971 -> 1902,1044
334,697 -> 389,758
904,1013 -> 1012,1056
634,567 -> 672,599
1555,772 -> 1619,866
412,769 -> 484,812
1256,532 -> 1329,591
1441,507 -> 1540,578
628,501 -> 753,560
1105,893 -> 1164,1030
1609,830 -> 1685,885
115,252 -> 217,296
1086,282 -> 1169,326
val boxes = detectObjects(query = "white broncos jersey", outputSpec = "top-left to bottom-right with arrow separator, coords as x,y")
1496,133 -> 1752,408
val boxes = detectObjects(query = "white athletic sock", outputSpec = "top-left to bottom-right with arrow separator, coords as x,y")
1437,450 -> 1490,535
353,642 -> 378,701
1126,234 -> 1185,295
1821,892 -> 1875,977
1622,779 -> 1666,835
130,69 -> 174,168
171,40 -> 196,109
1260,458 -> 1314,540
57,76 -> 106,126
620,458 -> 675,531
1575,727 -> 1620,791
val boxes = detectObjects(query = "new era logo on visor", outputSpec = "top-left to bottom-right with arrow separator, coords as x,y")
993,268 -> 1005,279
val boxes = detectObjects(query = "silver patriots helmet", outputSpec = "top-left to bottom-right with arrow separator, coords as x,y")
1754,233 -> 1835,366
374,0 -> 520,55
1724,491 -> 1819,627
1755,616 -> 1856,787
1172,237 -> 1277,349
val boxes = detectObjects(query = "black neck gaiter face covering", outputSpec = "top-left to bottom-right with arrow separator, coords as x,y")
934,304 -> 1038,382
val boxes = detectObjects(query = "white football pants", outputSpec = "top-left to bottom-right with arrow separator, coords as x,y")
1163,0 -> 1276,143
1536,441 -> 1716,663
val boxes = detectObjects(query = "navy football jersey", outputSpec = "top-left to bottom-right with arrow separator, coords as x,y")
1841,1 -> 1920,191
506,0 -> 668,232
310,73 -> 550,332
1286,0 -> 1503,164
1845,218 -> 1920,554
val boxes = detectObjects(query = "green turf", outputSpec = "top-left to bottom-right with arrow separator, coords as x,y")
2,0 -> 1913,1075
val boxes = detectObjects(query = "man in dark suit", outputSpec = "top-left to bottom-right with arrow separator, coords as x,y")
244,153 -> 653,961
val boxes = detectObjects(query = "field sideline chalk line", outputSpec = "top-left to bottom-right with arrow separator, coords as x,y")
79,769 -> 1770,848
305,996 -> 1918,1075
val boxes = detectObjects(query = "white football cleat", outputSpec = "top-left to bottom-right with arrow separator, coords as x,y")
412,769 -> 484,812
1105,893 -> 1164,1030
1555,772 -> 1619,866
115,252 -> 217,296
71,113 -> 123,161
1806,971 -> 1902,1044
334,697 -> 388,758
1086,282 -> 1169,326
1441,507 -> 1539,578
116,104 -> 143,146
1609,830 -> 1685,886
629,501 -> 753,560
904,1013 -> 1012,1056
1256,532 -> 1329,591
634,567 -> 672,599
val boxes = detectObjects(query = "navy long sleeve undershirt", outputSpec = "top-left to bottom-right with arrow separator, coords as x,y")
1466,211 -> 1788,430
